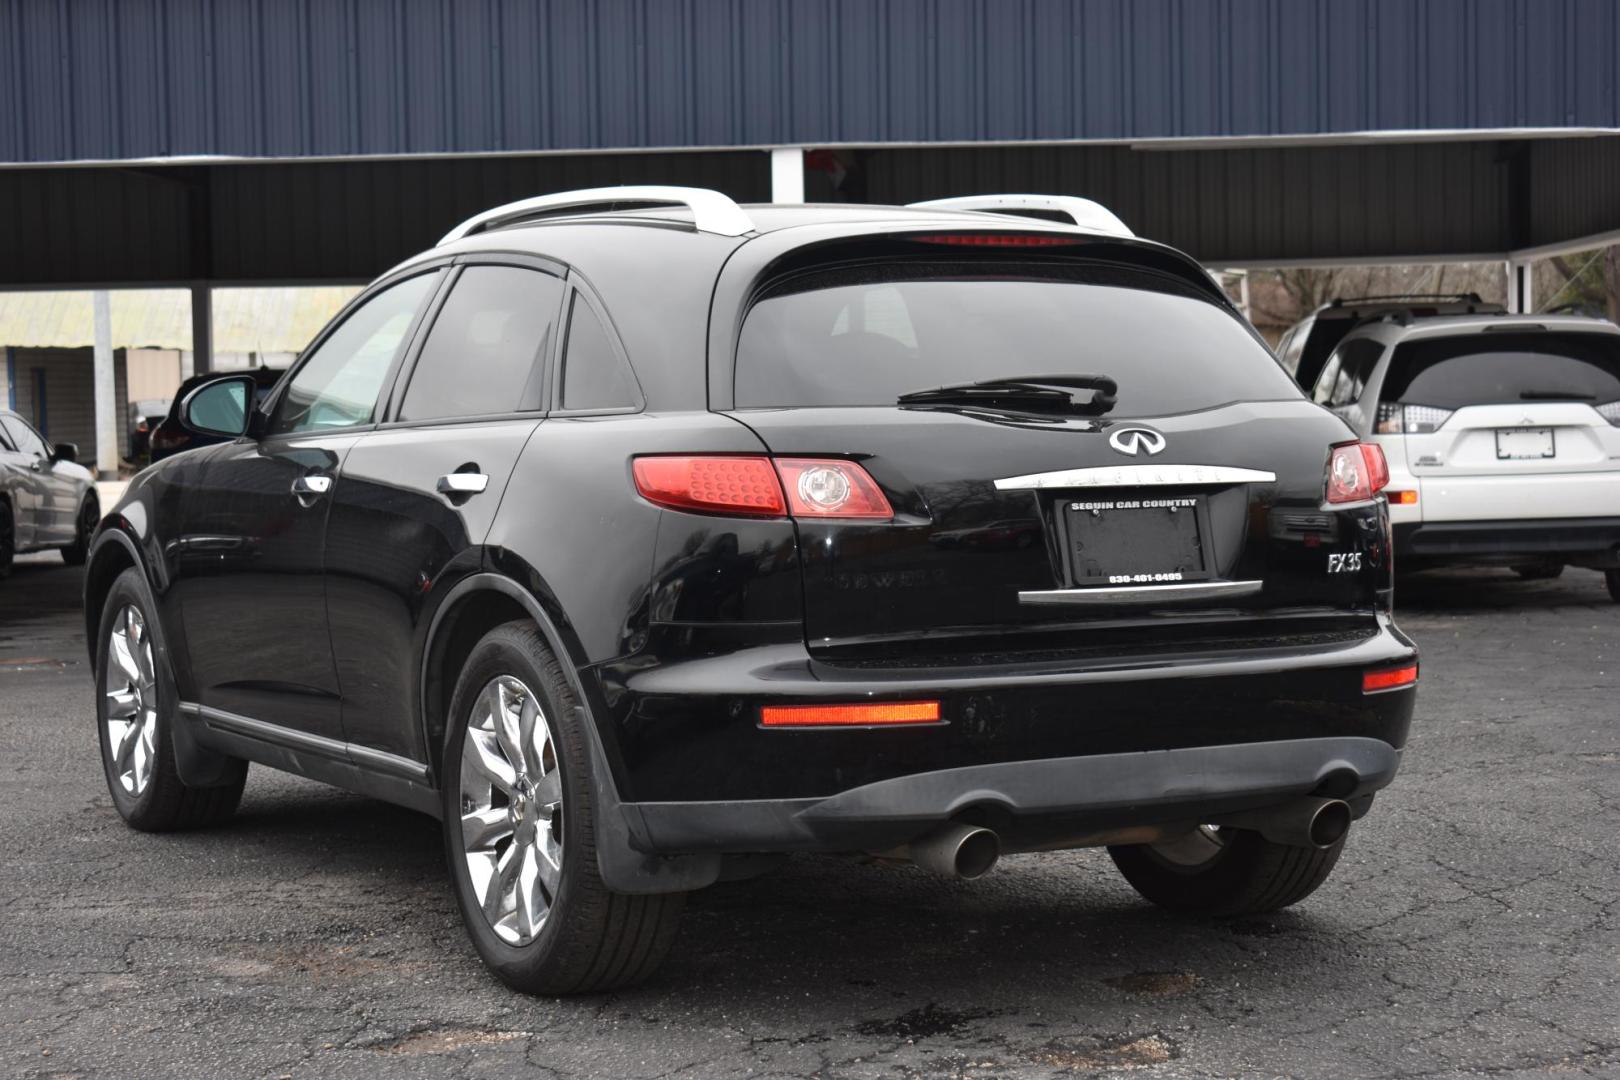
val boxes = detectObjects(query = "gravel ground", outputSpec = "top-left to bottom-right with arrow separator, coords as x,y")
2,552 -> 1616,1079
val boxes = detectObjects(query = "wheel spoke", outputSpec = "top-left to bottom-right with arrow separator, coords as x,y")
518,695 -> 547,778
514,844 -> 546,939
483,843 -> 523,927
532,768 -> 562,812
463,728 -> 515,795
535,832 -> 562,903
111,718 -> 141,777
104,686 -> 140,720
460,807 -> 511,852
492,680 -> 526,771
109,631 -> 141,686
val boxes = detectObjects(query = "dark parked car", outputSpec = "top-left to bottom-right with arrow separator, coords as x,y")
85,187 -> 1417,994
1,409 -> 97,574
148,367 -> 283,461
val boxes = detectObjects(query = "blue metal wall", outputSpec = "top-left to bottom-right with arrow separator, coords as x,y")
1,0 -> 1614,165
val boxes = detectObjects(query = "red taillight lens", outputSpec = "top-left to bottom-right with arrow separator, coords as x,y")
910,233 -> 1082,247
632,456 -> 786,517
632,456 -> 892,520
761,700 -> 941,727
1363,664 -> 1418,693
1325,442 -> 1390,504
774,458 -> 893,519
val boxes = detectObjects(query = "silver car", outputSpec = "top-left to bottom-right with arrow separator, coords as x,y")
0,409 -> 98,575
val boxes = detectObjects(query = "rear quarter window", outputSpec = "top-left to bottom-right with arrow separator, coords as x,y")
1380,332 -> 1620,408
734,261 -> 1302,417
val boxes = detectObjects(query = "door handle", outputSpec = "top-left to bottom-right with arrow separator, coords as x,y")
436,472 -> 489,496
291,474 -> 332,504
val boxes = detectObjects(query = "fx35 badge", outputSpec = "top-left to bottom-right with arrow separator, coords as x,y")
1327,552 -> 1363,573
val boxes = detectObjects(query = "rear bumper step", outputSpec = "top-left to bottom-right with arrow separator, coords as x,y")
626,735 -> 1402,855
1394,517 -> 1620,566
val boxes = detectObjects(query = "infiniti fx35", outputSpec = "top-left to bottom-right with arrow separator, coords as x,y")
85,187 -> 1418,994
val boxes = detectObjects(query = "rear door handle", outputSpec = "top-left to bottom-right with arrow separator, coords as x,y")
436,472 -> 489,496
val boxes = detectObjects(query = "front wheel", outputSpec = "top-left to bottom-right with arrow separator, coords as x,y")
442,621 -> 683,995
96,568 -> 247,830
61,493 -> 98,566
1108,825 -> 1346,917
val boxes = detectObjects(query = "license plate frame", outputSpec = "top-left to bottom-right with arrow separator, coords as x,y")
1057,494 -> 1213,587
1494,427 -> 1555,460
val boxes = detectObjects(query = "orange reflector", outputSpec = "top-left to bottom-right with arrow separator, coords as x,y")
1387,490 -> 1418,505
1363,664 -> 1418,693
760,701 -> 942,727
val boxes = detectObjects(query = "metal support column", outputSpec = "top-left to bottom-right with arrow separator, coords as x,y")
770,148 -> 806,204
190,283 -> 213,375
92,290 -> 118,478
1506,259 -> 1534,314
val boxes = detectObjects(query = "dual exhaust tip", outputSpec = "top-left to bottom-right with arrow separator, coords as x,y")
890,796 -> 1352,880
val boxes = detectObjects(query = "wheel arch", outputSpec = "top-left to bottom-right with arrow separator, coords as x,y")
83,528 -> 141,665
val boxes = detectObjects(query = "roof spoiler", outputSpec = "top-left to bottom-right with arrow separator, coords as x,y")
438,185 -> 756,245
907,194 -> 1134,239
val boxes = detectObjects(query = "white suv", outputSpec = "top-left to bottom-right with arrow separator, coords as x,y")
1309,312 -> 1620,600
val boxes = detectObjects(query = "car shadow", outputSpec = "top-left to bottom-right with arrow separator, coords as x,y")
1395,565 -> 1614,613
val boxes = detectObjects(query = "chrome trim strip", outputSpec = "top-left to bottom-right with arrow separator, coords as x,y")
1018,580 -> 1265,605
438,185 -> 755,243
994,464 -> 1278,491
180,702 -> 430,783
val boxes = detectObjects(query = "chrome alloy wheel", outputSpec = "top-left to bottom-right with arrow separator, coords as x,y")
459,675 -> 564,946
104,605 -> 158,797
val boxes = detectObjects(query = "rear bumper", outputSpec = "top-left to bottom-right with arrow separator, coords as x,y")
1393,517 -> 1620,568
625,734 -> 1403,856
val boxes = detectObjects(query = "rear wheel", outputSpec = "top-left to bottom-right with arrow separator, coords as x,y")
1512,562 -> 1563,581
442,621 -> 683,995
1606,570 -> 1620,603
1108,824 -> 1346,916
96,568 -> 247,830
61,493 -> 98,566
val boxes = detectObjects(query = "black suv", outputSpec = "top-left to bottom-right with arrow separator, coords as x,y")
85,187 -> 1418,994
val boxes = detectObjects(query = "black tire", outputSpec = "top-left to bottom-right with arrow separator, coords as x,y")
60,493 -> 98,566
1108,826 -> 1346,917
442,621 -> 683,995
95,567 -> 247,831
0,500 -> 13,578
1606,569 -> 1620,603
1511,562 -> 1563,581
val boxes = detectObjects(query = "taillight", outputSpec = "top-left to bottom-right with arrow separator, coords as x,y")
1387,490 -> 1418,505
774,458 -> 893,519
1325,442 -> 1389,504
632,456 -> 893,520
761,700 -> 941,727
631,456 -> 785,517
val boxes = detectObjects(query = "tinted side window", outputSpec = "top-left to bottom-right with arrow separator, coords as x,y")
399,266 -> 562,421
1311,355 -> 1342,405
1323,339 -> 1384,406
560,294 -> 638,411
2,416 -> 48,457
1380,332 -> 1620,408
271,273 -> 436,436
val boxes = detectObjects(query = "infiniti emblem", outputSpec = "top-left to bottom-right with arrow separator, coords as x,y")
1108,427 -> 1167,456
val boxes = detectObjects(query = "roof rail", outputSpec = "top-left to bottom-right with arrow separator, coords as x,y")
1328,293 -> 1486,308
438,185 -> 755,245
906,194 -> 1134,238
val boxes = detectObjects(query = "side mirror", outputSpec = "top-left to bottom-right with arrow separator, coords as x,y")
180,375 -> 256,439
51,442 -> 79,463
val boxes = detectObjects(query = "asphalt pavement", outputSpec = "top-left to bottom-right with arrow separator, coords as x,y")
2,552 -> 1616,1079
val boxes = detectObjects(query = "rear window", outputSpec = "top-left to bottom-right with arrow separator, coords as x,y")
734,262 -> 1301,415
1380,332 -> 1620,408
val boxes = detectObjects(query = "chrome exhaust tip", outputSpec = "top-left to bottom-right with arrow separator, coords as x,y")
1210,796 -> 1352,850
893,822 -> 1002,879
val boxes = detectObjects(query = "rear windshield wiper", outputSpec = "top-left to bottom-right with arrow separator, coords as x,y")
897,374 -> 1118,414
1518,390 -> 1596,401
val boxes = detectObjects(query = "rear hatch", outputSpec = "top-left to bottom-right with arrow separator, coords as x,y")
725,244 -> 1386,655
1375,330 -> 1620,522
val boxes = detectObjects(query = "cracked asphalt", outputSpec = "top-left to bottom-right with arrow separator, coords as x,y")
2,552 -> 1616,1079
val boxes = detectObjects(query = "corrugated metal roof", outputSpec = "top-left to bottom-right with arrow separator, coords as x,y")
1,0 -> 1615,166
0,287 -> 360,352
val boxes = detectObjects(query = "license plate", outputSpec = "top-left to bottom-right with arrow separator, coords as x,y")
1063,496 -> 1207,585
1495,428 -> 1555,460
